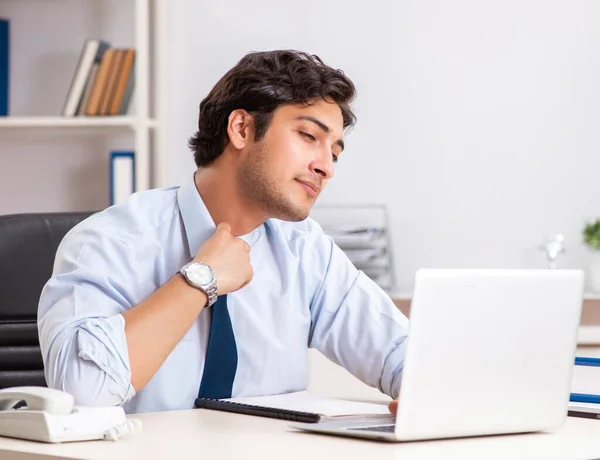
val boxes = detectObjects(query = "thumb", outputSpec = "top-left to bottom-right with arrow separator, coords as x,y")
216,222 -> 231,234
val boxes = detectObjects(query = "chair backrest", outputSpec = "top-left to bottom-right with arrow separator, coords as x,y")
0,211 -> 94,389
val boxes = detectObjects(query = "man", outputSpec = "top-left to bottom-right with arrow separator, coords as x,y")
38,50 -> 409,414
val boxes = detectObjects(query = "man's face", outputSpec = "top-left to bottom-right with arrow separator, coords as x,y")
237,99 -> 345,222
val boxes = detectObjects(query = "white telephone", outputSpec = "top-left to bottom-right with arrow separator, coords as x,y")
0,386 -> 142,443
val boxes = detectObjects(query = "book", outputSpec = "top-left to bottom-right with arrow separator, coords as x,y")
568,401 -> 600,420
570,393 -> 600,404
571,356 -> 600,399
62,39 -> 110,117
76,41 -> 110,116
194,390 -> 392,423
76,61 -> 99,116
0,18 -> 9,116
117,58 -> 135,115
109,49 -> 135,115
99,49 -> 124,115
85,48 -> 115,116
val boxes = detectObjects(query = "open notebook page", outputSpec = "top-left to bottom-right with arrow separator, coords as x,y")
223,391 -> 391,418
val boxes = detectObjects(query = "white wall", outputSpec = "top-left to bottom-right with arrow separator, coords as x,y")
163,0 -> 600,293
3,1 -> 599,293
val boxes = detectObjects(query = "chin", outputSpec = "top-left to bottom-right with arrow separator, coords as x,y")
277,210 -> 310,223
271,201 -> 311,222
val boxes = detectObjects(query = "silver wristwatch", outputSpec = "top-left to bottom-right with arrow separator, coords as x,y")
179,262 -> 218,308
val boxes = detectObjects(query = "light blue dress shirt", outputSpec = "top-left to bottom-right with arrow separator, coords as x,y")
38,174 -> 409,413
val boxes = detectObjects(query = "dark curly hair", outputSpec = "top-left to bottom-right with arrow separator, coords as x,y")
188,50 -> 357,167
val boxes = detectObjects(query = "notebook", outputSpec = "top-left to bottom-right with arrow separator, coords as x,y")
194,391 -> 392,423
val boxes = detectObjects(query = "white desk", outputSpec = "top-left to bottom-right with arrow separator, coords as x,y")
1,409 -> 600,460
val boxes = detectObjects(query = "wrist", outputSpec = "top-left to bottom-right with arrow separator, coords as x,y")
179,261 -> 218,308
175,274 -> 208,307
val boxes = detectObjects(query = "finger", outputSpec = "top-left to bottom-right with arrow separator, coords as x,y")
239,239 -> 251,253
238,272 -> 253,290
239,279 -> 251,290
216,222 -> 231,234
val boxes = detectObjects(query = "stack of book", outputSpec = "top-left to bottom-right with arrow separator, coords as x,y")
310,205 -> 395,291
62,39 -> 135,117
568,356 -> 600,419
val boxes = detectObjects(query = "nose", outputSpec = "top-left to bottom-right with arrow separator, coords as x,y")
309,146 -> 334,180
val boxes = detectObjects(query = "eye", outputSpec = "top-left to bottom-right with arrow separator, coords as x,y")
332,154 -> 339,163
299,131 -> 316,142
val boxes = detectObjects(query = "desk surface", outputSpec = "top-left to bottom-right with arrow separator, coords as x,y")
1,409 -> 600,460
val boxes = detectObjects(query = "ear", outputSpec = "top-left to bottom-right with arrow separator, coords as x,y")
226,109 -> 254,150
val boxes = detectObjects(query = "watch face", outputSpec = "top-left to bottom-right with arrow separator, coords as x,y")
187,263 -> 214,286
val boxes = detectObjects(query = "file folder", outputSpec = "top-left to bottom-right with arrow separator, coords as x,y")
109,151 -> 135,206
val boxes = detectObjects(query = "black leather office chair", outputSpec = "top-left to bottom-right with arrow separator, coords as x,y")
0,211 -> 94,389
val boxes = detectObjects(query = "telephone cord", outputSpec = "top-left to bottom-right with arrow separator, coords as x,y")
103,418 -> 143,441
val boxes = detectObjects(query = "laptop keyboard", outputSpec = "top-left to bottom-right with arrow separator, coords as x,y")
347,425 -> 396,433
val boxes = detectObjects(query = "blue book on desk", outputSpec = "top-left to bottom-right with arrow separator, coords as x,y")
0,18 -> 9,116
570,357 -> 600,404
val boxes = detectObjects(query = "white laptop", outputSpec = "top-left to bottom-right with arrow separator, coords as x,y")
292,269 -> 584,442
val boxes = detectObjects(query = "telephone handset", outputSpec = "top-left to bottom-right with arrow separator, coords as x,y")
0,386 -> 142,443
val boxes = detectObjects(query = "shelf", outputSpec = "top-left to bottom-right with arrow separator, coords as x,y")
389,292 -> 600,301
577,326 -> 600,345
0,116 -> 157,129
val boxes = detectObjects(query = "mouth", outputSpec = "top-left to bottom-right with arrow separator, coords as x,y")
296,179 -> 319,198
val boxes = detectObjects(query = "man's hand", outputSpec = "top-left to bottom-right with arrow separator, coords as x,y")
194,222 -> 254,295
388,400 -> 398,416
124,222 -> 253,392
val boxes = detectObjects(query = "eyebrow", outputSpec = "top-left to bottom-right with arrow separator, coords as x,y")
296,116 -> 345,152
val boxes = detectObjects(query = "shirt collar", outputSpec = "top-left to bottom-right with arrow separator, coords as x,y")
177,172 -> 217,259
177,171 -> 263,259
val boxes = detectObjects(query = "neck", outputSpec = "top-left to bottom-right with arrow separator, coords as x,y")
194,164 -> 267,237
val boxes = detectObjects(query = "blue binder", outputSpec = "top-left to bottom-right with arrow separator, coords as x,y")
0,18 -> 9,116
109,151 -> 135,206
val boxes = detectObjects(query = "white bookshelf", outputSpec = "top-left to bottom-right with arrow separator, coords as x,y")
0,0 -> 166,212
0,116 -> 157,129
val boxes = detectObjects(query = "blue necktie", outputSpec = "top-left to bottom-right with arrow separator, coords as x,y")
197,295 -> 238,399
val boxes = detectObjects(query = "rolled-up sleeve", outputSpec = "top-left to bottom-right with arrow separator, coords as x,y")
38,227 -> 140,406
308,231 -> 409,399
